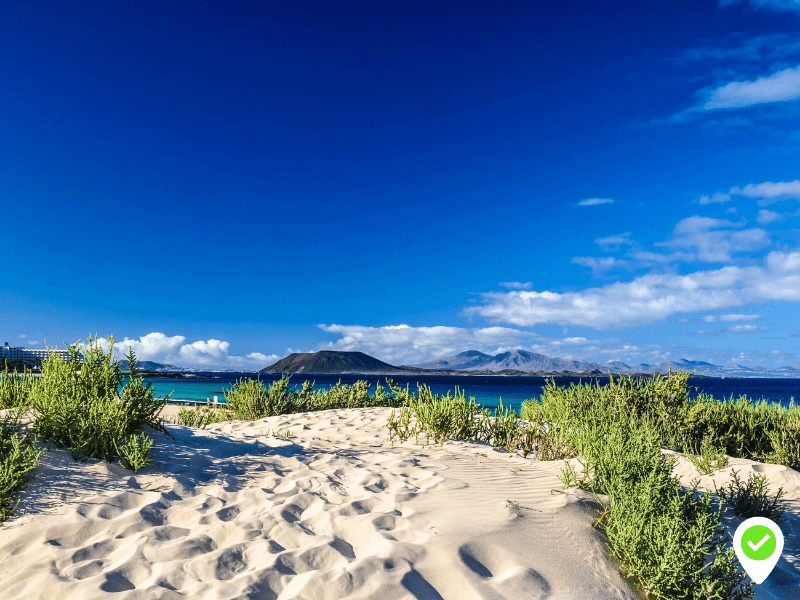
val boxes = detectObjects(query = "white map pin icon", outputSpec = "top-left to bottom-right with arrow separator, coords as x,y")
733,517 -> 784,585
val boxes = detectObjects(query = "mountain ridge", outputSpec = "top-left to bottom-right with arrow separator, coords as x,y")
414,350 -> 800,378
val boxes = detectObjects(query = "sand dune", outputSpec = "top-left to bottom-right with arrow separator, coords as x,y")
1,407 -> 799,599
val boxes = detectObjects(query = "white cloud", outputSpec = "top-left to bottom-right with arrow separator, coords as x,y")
703,66 -> 800,110
672,216 -> 741,234
319,324 -> 538,365
177,339 -> 230,365
656,216 -> 768,262
595,232 -> 633,252
680,33 -> 800,63
571,256 -> 621,274
462,251 -> 800,329
578,198 -> 614,206
730,179 -> 800,206
499,281 -> 533,290
756,209 -> 785,224
84,332 -> 276,370
116,332 -> 186,360
698,192 -> 732,205
722,324 -> 769,333
631,250 -> 696,264
718,0 -> 800,14
703,314 -> 762,322
549,337 -> 590,346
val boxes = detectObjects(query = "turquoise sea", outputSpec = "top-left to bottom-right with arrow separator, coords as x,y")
134,373 -> 800,414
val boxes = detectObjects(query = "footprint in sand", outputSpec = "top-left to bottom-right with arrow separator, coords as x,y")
458,541 -> 551,599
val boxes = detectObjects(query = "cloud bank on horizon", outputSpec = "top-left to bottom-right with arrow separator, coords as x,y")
81,333 -> 280,371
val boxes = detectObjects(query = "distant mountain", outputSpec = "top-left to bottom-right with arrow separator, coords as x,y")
415,350 -> 494,370
416,350 -> 609,373
414,350 -> 800,378
260,351 -> 404,374
119,359 -> 181,372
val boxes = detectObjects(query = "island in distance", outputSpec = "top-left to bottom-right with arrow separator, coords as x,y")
259,349 -> 800,378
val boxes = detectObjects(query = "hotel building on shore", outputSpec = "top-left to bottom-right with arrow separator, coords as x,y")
1,342 -> 80,363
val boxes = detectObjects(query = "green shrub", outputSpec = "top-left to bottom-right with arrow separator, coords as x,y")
478,399 -> 520,450
0,410 -> 45,522
115,432 -> 154,473
717,469 -> 787,523
763,412 -> 800,470
224,376 -> 302,420
306,379 -> 370,410
558,460 -> 579,488
685,438 -> 729,476
217,377 -> 403,422
408,385 -> 483,445
602,473 -> 750,600
522,372 -> 800,471
0,365 -> 39,409
31,336 -> 170,462
301,379 -> 401,411
387,406 -> 416,444
174,403 -> 233,428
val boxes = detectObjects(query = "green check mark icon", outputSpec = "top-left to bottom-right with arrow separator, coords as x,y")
741,525 -> 776,561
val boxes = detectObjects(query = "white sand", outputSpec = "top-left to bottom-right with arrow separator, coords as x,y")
1,407 -> 798,599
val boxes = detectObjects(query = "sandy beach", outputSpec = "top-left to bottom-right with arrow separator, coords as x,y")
1,407 -> 799,599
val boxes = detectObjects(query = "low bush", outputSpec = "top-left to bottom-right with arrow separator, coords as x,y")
0,410 -> 45,522
31,336 -> 170,462
174,403 -> 233,428
407,385 -> 482,444
224,377 -> 302,420
521,372 -> 800,470
717,469 -> 786,523
222,377 -> 404,422
386,385 -> 573,458
763,413 -> 800,470
685,438 -> 729,476
115,432 -> 155,473
0,365 -> 40,409
387,406 -> 416,443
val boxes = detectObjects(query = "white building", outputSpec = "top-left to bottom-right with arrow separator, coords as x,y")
1,342 -> 79,363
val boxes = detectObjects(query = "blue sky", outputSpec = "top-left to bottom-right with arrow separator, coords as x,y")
2,0 -> 800,370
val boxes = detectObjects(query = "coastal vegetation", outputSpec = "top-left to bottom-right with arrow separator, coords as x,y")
519,374 -> 757,599
0,409 -> 44,521
0,335 -> 171,520
173,376 -> 405,426
30,337 -> 170,462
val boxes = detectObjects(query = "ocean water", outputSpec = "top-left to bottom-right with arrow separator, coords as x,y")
134,373 -> 800,413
